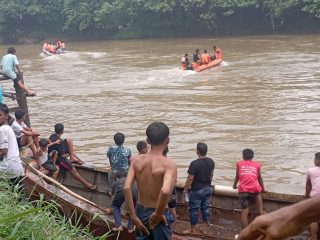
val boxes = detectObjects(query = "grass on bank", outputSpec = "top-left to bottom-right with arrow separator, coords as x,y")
0,180 -> 112,240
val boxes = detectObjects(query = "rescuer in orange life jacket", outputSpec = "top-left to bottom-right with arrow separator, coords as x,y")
201,50 -> 211,64
181,53 -> 193,70
212,45 -> 222,60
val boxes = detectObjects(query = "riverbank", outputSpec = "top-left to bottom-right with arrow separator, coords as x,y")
0,180 -> 107,239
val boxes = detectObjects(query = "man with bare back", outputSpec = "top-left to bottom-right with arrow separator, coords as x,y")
124,122 -> 177,240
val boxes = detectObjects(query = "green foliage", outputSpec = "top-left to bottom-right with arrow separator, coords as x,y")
0,0 -> 318,42
0,181 -> 110,239
302,0 -> 320,17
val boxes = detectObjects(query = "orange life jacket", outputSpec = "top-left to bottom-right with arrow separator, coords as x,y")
201,53 -> 211,64
214,48 -> 222,59
49,45 -> 56,53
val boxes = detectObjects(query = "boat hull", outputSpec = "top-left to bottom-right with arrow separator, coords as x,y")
194,59 -> 223,72
24,164 -> 309,240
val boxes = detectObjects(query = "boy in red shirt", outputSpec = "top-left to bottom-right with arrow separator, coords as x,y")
233,149 -> 265,228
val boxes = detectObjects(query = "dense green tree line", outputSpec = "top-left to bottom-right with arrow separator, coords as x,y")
0,0 -> 319,43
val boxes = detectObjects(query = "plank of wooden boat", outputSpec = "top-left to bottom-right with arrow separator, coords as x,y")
24,163 -> 309,239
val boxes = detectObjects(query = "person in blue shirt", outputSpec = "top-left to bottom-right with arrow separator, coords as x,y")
107,132 -> 131,190
0,47 -> 35,96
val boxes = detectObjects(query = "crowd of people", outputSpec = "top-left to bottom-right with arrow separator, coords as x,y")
181,45 -> 222,70
42,40 -> 66,54
1,104 -> 320,239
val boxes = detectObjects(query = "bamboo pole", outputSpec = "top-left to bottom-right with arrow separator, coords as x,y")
23,159 -> 111,215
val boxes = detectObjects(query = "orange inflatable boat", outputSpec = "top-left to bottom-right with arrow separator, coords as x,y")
193,58 -> 223,72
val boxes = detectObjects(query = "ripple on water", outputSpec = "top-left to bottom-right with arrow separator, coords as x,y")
6,35 -> 320,194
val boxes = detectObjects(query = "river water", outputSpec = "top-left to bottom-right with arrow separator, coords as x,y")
1,35 -> 319,194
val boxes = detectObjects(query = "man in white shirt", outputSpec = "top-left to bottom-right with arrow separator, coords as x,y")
0,103 -> 24,188
10,109 -> 42,170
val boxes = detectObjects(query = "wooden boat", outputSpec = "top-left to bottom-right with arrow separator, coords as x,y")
193,58 -> 223,72
24,163 -> 309,240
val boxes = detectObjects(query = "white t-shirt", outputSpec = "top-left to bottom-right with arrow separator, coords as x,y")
0,125 -> 24,178
39,150 -> 48,165
11,120 -> 27,138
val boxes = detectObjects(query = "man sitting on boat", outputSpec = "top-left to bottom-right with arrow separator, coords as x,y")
0,103 -> 24,191
38,138 -> 59,179
192,49 -> 201,69
11,109 -> 42,170
181,53 -> 192,70
201,50 -> 211,65
212,45 -> 222,60
48,123 -> 96,190
60,41 -> 66,52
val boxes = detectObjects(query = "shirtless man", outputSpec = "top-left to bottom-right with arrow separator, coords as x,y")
124,122 -> 177,239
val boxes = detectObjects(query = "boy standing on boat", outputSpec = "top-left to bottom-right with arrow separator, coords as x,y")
182,142 -> 215,235
136,140 -> 148,155
111,174 -> 137,233
305,152 -> 320,240
124,122 -> 177,240
0,103 -> 24,189
201,50 -> 211,64
107,132 -> 131,189
233,149 -> 265,229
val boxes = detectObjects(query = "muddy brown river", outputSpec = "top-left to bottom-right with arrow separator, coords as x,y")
1,34 -> 319,194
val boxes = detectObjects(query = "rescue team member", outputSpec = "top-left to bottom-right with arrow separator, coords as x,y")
60,41 -> 66,51
193,49 -> 201,63
48,43 -> 56,53
201,50 -> 211,65
181,53 -> 192,70
42,42 -> 49,50
212,45 -> 222,60
192,49 -> 201,69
